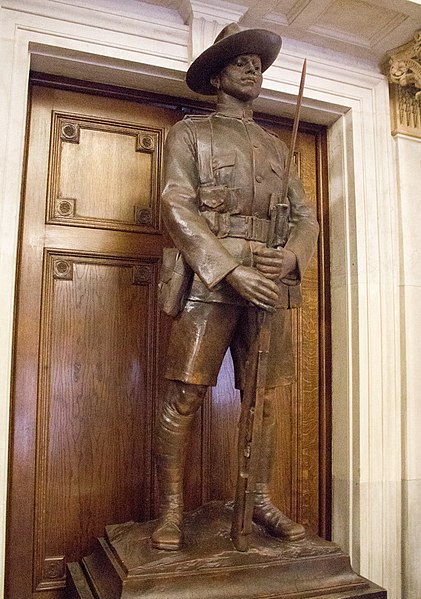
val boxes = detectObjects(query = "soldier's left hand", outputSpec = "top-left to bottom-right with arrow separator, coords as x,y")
252,245 -> 297,280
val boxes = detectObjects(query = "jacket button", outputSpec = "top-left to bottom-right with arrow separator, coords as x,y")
255,175 -> 263,183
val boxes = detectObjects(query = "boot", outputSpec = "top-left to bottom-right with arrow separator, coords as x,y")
252,398 -> 306,541
151,382 -> 205,550
253,483 -> 306,540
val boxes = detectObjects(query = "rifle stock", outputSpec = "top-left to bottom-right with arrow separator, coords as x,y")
231,311 -> 271,551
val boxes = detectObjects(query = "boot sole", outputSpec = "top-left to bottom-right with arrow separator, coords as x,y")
151,539 -> 182,551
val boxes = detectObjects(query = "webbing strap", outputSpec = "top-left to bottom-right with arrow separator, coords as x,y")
191,118 -> 214,186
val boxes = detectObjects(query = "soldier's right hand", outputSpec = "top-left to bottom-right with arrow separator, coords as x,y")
225,265 -> 279,312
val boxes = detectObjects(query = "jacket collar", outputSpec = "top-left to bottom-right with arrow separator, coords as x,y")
215,100 -> 254,120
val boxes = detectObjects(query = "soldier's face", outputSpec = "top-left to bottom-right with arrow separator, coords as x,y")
211,54 -> 263,101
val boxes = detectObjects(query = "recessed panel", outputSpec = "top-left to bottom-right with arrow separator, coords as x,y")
47,113 -> 163,233
34,251 -> 159,590
314,0 -> 406,44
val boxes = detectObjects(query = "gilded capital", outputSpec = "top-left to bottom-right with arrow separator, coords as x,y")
384,30 -> 421,137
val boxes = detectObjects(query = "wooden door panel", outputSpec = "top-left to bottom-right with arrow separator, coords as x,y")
7,82 -> 329,599
49,114 -> 162,232
290,140 -> 321,533
34,253 -> 159,592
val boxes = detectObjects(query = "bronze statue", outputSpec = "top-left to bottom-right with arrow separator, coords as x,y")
152,23 -> 319,552
67,23 -> 386,599
66,24 -> 386,599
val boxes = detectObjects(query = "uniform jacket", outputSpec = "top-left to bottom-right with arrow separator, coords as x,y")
161,103 -> 319,308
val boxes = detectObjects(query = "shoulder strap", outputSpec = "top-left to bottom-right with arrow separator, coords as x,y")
188,116 -> 214,186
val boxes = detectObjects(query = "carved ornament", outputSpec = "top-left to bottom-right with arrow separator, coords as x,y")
384,30 -> 421,137
132,264 -> 152,285
55,198 -> 76,218
60,122 -> 80,143
53,259 -> 73,280
387,30 -> 421,97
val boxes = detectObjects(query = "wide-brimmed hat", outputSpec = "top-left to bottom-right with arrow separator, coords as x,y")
186,23 -> 282,96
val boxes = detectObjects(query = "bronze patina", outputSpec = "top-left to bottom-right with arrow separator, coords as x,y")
152,22 -> 319,552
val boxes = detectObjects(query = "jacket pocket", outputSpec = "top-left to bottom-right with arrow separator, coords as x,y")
198,185 -> 231,212
212,152 -> 236,170
212,152 -> 236,187
270,160 -> 284,179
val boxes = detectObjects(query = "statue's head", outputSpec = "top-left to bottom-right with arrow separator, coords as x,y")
186,23 -> 282,98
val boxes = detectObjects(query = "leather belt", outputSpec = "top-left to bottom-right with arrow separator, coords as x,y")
202,211 -> 270,243
227,214 -> 270,242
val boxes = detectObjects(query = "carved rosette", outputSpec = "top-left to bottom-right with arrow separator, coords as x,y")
42,556 -> 65,583
136,133 -> 157,153
60,122 -> 80,143
384,30 -> 421,137
55,198 -> 76,218
53,259 -> 73,280
132,264 -> 152,285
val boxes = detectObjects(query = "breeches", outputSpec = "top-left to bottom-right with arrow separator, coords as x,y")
164,300 -> 295,389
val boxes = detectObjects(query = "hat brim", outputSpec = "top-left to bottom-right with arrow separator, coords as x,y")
186,29 -> 282,96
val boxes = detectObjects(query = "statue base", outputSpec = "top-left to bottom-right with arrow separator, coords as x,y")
66,501 -> 386,599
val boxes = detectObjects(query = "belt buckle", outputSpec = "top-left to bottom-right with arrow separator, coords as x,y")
245,215 -> 265,241
249,215 -> 262,241
244,215 -> 253,240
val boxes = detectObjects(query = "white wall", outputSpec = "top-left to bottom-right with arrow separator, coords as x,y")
0,1 -> 406,597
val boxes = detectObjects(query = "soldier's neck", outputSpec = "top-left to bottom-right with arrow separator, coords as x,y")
216,94 -> 254,119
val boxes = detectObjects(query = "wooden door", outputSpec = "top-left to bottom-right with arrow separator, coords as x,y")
7,82 -> 330,598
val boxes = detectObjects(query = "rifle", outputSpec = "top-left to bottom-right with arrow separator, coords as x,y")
231,59 -> 307,552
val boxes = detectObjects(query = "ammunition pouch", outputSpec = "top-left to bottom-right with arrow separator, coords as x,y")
198,184 -> 240,214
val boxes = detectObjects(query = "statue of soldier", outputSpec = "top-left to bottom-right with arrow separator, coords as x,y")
152,23 -> 319,551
